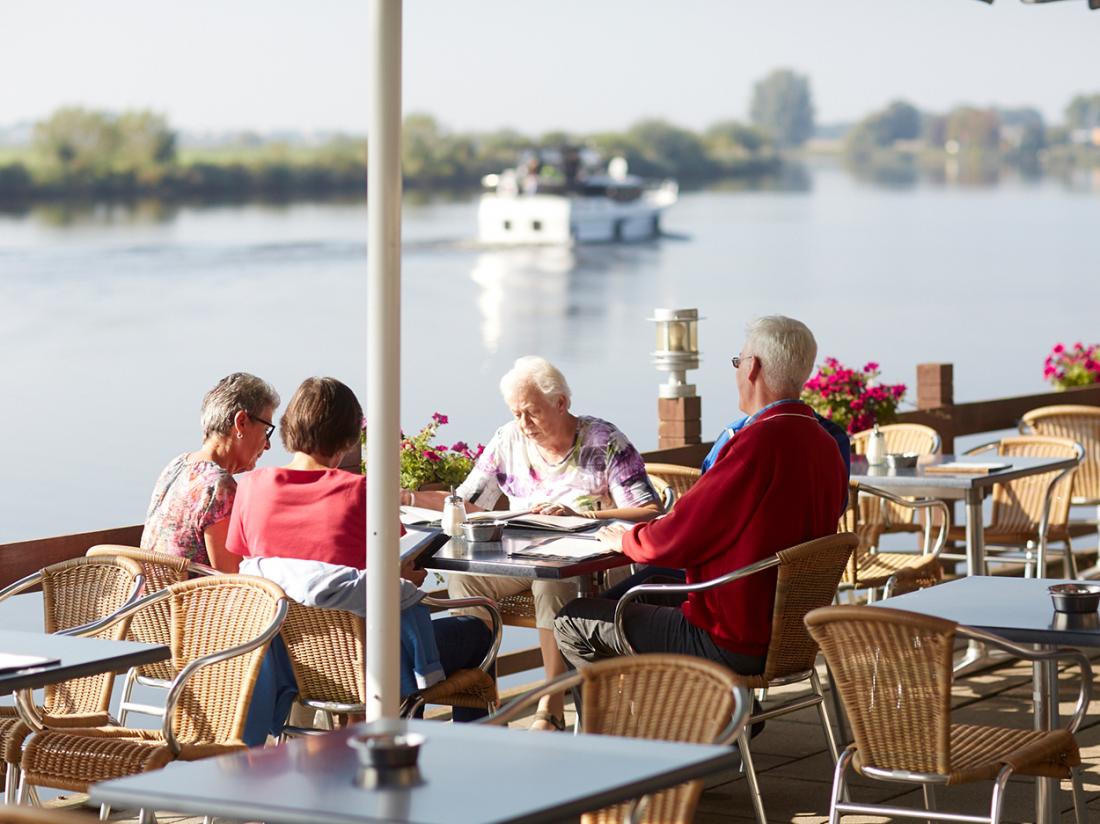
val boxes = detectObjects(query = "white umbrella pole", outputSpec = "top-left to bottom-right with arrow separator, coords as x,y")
366,0 -> 402,721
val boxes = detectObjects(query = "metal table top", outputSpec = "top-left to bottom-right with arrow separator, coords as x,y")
850,453 -> 1079,500
881,576 -> 1100,648
0,628 -> 168,693
91,718 -> 738,824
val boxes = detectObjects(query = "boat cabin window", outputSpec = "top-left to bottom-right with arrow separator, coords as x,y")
503,220 -> 512,231
532,220 -> 542,232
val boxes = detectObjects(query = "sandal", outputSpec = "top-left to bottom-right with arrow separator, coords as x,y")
530,710 -> 567,732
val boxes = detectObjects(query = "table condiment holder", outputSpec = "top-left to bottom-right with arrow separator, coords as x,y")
349,732 -> 425,789
1048,583 -> 1100,614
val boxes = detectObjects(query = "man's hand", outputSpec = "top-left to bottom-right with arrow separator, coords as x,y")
530,502 -> 579,517
400,559 -> 427,587
595,523 -> 628,552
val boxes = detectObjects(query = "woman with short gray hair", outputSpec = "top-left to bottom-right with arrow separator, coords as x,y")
141,372 -> 280,571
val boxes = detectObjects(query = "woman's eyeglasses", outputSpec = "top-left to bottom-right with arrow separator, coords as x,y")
248,414 -> 276,440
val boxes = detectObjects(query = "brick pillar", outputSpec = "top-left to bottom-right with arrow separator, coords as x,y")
916,363 -> 954,410
658,396 -> 702,449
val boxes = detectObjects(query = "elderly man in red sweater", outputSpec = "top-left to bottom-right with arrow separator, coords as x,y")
554,315 -> 848,677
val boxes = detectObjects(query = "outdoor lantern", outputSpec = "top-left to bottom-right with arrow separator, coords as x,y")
648,308 -> 701,398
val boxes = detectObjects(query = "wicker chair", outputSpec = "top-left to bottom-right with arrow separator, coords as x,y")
85,545 -> 218,725
839,482 -> 950,601
945,435 -> 1083,577
480,654 -> 750,824
279,594 -> 501,732
644,463 -> 701,512
613,532 -> 859,824
1021,405 -> 1100,572
806,605 -> 1090,824
0,556 -> 145,805
851,423 -> 942,537
16,575 -> 287,809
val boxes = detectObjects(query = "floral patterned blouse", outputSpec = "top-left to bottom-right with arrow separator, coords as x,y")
140,453 -> 236,564
456,416 -> 657,513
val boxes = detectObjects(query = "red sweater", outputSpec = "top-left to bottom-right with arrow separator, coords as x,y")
621,403 -> 846,656
226,467 -> 367,569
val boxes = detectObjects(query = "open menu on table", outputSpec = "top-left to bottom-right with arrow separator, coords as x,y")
0,653 -> 61,675
507,536 -> 614,561
924,462 -> 1011,475
466,510 -> 597,533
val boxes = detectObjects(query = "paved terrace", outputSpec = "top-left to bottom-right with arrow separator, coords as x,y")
32,648 -> 1100,824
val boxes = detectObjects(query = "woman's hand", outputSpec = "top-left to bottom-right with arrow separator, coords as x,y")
530,502 -> 579,517
400,559 -> 427,587
595,523 -> 628,552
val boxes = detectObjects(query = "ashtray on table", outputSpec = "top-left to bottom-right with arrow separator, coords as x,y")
1048,583 -> 1100,614
885,452 -> 919,470
348,731 -> 425,788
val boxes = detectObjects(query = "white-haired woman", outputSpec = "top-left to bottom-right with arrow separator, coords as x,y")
141,372 -> 279,572
404,355 -> 660,730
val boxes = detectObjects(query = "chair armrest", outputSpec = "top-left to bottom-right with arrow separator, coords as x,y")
187,562 -> 221,577
422,595 -> 502,675
855,484 -> 951,558
958,625 -> 1092,733
161,597 -> 288,755
613,555 -> 781,654
0,569 -> 45,602
963,441 -> 1001,457
477,668 -> 584,727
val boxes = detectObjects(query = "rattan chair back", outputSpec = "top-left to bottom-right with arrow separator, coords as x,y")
806,605 -> 956,775
282,602 -> 365,707
643,463 -> 701,499
166,576 -> 286,745
986,435 -> 1079,536
39,556 -> 144,716
0,806 -> 93,824
86,545 -> 192,682
1022,405 -> 1100,503
851,424 -> 942,528
760,533 -> 859,683
578,654 -> 740,824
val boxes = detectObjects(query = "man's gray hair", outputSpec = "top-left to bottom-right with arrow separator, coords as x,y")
499,356 -> 572,406
200,372 -> 281,440
745,316 -> 818,397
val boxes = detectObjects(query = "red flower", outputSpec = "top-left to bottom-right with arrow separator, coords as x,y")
423,449 -> 441,462
432,412 -> 449,425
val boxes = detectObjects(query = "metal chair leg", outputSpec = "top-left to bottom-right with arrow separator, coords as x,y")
828,747 -> 855,824
1070,766 -> 1087,824
3,762 -> 18,805
1064,537 -> 1078,579
921,783 -> 937,824
811,670 -> 841,764
99,804 -> 111,820
736,729 -> 767,824
988,765 -> 1013,824
137,809 -> 158,824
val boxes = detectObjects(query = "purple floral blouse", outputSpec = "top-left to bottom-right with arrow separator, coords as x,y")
140,453 -> 236,564
456,416 -> 657,512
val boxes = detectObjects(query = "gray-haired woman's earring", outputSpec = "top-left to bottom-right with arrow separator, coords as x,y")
237,433 -> 244,439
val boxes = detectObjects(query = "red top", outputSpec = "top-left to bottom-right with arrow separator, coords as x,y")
226,467 -> 367,569
621,403 -> 847,657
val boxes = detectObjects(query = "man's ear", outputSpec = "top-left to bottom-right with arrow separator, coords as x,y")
747,357 -> 763,383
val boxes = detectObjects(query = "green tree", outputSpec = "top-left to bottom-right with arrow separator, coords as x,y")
113,110 -> 176,178
750,68 -> 815,147
945,107 -> 1000,150
845,101 -> 921,157
625,119 -> 713,181
1065,93 -> 1100,131
33,107 -> 119,181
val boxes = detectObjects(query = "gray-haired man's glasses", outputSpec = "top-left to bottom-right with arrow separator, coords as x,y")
730,354 -> 756,369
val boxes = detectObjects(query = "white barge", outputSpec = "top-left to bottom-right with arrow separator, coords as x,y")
477,153 -> 678,246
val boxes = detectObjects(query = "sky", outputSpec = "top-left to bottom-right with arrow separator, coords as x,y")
1,0 -> 1098,136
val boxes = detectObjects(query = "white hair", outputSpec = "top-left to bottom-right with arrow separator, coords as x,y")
499,356 -> 572,406
744,316 -> 817,397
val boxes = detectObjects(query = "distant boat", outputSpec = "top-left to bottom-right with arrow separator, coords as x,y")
477,150 -> 678,246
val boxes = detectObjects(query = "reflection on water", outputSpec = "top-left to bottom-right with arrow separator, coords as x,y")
4,165 -> 1100,543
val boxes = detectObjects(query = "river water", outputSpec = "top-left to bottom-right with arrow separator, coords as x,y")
2,162 -> 1099,542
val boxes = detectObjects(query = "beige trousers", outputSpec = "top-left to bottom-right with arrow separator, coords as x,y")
447,574 -> 580,630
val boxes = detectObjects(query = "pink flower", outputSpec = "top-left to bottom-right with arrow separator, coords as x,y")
1053,343 -> 1065,355
423,449 -> 441,462
432,412 -> 449,425
451,441 -> 469,453
862,361 -> 879,373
